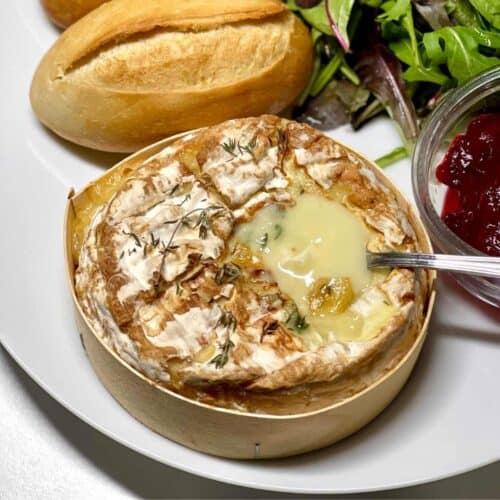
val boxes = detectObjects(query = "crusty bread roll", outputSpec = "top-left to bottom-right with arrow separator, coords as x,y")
42,0 -> 109,28
31,0 -> 313,152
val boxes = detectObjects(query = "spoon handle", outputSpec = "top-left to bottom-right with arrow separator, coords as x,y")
367,251 -> 500,279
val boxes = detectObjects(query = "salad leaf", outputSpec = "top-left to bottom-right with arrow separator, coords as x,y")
355,27 -> 419,139
449,0 -> 487,29
468,0 -> 500,29
310,51 -> 343,95
287,0 -> 334,35
324,0 -> 356,51
378,1 -> 449,85
423,26 -> 500,84
298,80 -> 370,129
411,0 -> 451,29
389,38 -> 450,84
376,146 -> 408,166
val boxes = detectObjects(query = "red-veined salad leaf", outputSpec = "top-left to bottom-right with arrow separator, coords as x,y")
325,0 -> 356,51
298,80 -> 370,129
411,0 -> 451,29
354,26 -> 419,140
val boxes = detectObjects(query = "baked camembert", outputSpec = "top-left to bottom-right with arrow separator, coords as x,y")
75,116 -> 428,413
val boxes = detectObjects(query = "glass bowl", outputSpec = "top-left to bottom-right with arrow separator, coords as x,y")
412,67 -> 500,308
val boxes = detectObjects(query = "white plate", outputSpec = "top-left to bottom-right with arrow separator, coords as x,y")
1,1 -> 500,494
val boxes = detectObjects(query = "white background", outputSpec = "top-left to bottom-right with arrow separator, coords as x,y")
2,1 -> 500,498
2,345 -> 500,499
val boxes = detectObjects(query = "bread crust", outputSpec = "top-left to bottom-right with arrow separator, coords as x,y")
31,0 -> 313,152
42,0 -> 109,28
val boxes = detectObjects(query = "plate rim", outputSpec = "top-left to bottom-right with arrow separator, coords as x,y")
2,334 -> 498,494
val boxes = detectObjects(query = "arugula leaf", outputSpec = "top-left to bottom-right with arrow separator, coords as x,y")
325,0 -> 356,51
450,0 -> 487,29
468,0 -> 500,29
378,1 -> 449,85
389,38 -> 450,84
423,26 -> 500,84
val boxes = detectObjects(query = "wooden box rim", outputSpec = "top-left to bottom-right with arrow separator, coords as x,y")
64,129 -> 437,422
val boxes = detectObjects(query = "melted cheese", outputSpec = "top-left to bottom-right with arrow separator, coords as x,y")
234,194 -> 395,343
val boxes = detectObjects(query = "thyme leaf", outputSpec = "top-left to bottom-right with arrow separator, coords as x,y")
286,303 -> 309,332
216,310 -> 237,331
124,231 -> 142,247
238,137 -> 257,161
210,338 -> 235,369
179,193 -> 191,207
168,184 -> 179,196
256,232 -> 269,248
215,263 -> 241,285
221,138 -> 237,157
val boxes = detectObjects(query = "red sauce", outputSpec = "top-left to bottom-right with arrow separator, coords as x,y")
436,113 -> 500,256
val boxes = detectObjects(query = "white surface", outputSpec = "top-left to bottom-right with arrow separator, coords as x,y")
1,0 -> 500,495
2,345 -> 500,499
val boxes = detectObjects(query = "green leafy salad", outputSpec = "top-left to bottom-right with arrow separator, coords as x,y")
286,0 -> 500,166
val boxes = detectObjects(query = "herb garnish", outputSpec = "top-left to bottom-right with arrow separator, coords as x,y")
216,310 -> 237,331
215,263 -> 242,285
257,232 -> 269,248
124,231 -> 142,247
286,303 -> 309,332
168,184 -> 179,196
119,250 -> 125,260
220,136 -> 258,161
150,232 -> 160,247
238,136 -> 257,161
179,193 -> 191,206
210,337 -> 235,369
210,310 -> 237,369
273,224 -> 283,240
221,138 -> 237,157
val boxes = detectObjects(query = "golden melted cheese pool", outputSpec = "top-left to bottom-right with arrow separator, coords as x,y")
74,115 -> 428,412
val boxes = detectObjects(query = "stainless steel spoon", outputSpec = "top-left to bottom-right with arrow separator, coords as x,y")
366,251 -> 500,279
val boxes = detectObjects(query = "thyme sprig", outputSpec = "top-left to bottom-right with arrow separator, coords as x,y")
220,136 -> 258,161
221,138 -> 237,157
210,337 -> 235,369
238,136 -> 257,161
210,310 -> 237,369
155,205 -> 224,287
123,231 -> 142,247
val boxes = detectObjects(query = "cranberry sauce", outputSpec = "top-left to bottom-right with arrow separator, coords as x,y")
436,113 -> 500,256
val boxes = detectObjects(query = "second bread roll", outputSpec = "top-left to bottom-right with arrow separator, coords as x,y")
31,0 -> 313,152
42,0 -> 109,28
